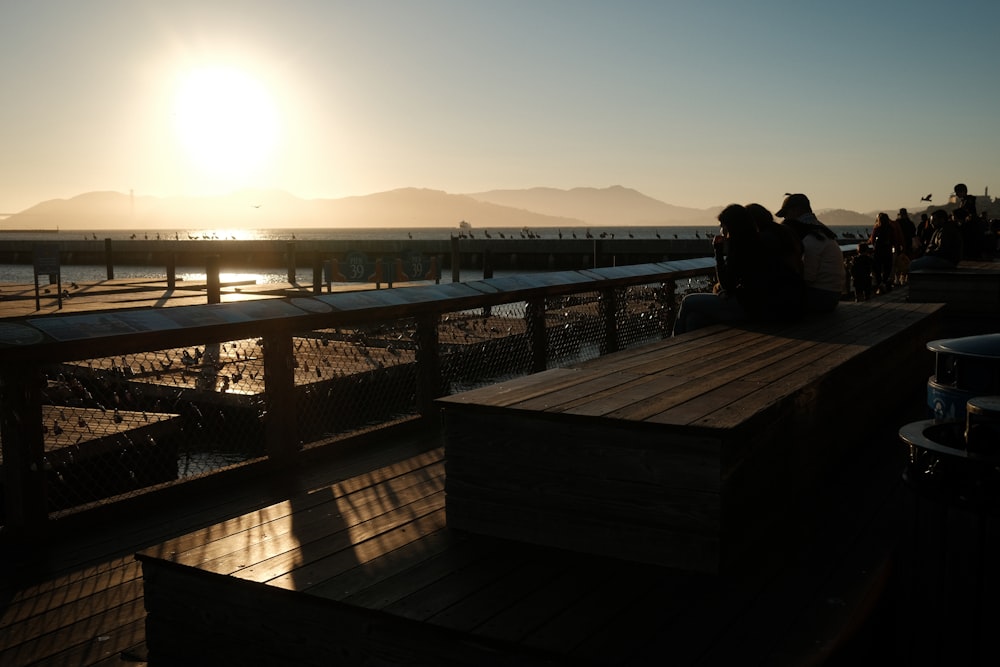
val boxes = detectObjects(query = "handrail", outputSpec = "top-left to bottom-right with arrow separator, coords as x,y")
0,258 -> 716,535
0,258 -> 716,364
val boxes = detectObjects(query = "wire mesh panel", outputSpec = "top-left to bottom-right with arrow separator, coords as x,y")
30,341 -> 270,513
293,321 -> 420,446
438,301 -> 534,394
615,282 -> 680,351
545,291 -> 605,365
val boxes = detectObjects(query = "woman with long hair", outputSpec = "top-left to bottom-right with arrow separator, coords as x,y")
869,212 -> 895,293
674,204 -> 802,334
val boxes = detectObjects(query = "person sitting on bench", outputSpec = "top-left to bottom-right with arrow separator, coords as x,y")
909,209 -> 963,271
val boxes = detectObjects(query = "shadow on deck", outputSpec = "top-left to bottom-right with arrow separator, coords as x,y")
132,402 -> 994,666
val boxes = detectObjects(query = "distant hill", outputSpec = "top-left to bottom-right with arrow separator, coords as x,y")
323,188 -> 586,229
817,208 -> 877,230
1,188 -> 588,231
465,185 -> 720,226
3,186 -> 969,231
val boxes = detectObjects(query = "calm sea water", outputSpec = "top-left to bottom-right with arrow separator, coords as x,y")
0,224 -> 872,284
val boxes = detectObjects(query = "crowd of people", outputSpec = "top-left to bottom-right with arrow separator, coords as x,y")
673,185 -> 998,335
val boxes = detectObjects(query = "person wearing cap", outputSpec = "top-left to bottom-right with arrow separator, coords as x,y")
776,193 -> 845,313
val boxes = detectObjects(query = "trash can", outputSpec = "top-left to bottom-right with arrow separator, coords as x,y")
926,333 -> 1000,420
897,398 -> 1000,666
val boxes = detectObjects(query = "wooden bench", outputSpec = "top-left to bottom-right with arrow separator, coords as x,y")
907,259 -> 1000,315
439,297 -> 944,574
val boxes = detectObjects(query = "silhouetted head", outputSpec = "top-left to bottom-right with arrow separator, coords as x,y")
717,204 -> 756,243
745,203 -> 775,230
954,183 -> 968,196
775,193 -> 811,219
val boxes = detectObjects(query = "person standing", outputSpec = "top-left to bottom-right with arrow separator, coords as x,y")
896,208 -> 917,256
915,213 -> 934,256
776,193 -> 845,313
869,213 -> 896,293
851,243 -> 875,301
954,183 -> 977,219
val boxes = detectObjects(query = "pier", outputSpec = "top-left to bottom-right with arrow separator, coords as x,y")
2,258 -> 998,665
0,236 -> 717,278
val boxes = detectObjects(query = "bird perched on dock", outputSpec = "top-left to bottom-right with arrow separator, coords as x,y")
921,194 -> 932,202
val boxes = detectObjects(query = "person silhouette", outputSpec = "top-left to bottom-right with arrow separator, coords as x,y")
775,193 -> 845,313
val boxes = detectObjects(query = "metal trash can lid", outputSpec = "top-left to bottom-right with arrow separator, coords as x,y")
927,334 -> 1000,359
968,395 -> 1000,417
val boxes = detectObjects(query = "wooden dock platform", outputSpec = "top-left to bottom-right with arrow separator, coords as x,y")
0,277 -> 391,320
440,298 -> 942,574
129,295 -> 949,665
2,281 -> 996,666
134,431 -> 909,666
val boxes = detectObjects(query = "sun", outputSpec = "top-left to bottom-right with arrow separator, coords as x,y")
173,66 -> 279,184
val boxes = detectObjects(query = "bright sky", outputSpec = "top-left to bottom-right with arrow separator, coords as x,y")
2,0 -> 998,215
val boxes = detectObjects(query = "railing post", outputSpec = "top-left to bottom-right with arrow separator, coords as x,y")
526,297 -> 547,373
483,249 -> 493,279
286,242 -> 296,284
415,313 -> 443,416
206,255 -> 221,304
312,253 -> 323,295
599,287 -> 619,355
166,252 -> 177,289
262,332 -> 299,467
104,238 -> 114,279
0,363 -> 48,537
450,236 -> 460,283
663,279 -> 678,336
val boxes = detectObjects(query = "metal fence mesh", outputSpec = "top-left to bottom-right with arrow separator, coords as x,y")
440,301 -> 535,393
293,322 -> 421,446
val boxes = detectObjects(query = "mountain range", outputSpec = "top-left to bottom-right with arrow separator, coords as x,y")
1,186 -> 890,231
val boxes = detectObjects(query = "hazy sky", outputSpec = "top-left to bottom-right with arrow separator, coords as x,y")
2,0 -> 998,216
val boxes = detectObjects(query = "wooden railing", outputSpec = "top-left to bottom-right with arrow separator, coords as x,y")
0,258 -> 715,536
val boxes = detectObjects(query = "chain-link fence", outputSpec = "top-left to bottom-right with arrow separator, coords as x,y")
0,263 -> 715,527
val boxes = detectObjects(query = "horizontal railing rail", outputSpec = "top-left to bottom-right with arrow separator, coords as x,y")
0,258 -> 716,536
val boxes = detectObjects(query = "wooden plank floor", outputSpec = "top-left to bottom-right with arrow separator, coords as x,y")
134,411 -> 923,666
438,296 -> 942,574
0,431 -> 441,666
0,285 -> 985,666
0,277 -> 429,319
3,396 -> 990,666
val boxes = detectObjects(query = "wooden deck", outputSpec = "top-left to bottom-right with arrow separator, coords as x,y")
0,277 -> 388,320
135,429 -> 911,666
4,399 -> 996,666
907,259 -> 1000,319
3,286 -> 995,666
0,431 -> 440,666
441,297 -> 943,574
130,296 -> 950,665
